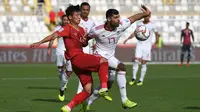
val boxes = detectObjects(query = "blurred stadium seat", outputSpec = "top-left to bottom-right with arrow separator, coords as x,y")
0,0 -> 199,45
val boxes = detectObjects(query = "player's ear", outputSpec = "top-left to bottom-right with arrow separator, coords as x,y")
68,15 -> 72,20
107,17 -> 111,22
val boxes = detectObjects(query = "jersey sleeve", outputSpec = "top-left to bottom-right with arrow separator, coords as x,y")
55,26 -> 69,37
53,25 -> 61,32
120,18 -> 131,30
88,26 -> 96,39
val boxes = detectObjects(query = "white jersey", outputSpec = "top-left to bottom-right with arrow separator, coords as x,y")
136,21 -> 158,48
79,18 -> 96,54
79,18 -> 95,33
89,18 -> 131,59
53,25 -> 65,53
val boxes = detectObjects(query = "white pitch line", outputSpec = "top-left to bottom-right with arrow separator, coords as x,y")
1,75 -> 200,81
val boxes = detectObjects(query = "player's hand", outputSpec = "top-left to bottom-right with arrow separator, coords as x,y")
47,49 -> 51,56
123,39 -> 128,44
30,42 -> 41,48
152,43 -> 158,49
140,5 -> 150,16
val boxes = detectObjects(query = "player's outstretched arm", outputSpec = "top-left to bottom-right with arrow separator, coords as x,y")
128,5 -> 150,24
123,32 -> 135,44
30,32 -> 59,48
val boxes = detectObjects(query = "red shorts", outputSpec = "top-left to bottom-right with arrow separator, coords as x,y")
71,53 -> 102,86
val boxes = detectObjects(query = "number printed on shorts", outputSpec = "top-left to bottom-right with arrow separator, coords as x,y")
108,37 -> 116,44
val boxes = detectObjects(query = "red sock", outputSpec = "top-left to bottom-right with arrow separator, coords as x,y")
98,62 -> 108,88
67,91 -> 90,110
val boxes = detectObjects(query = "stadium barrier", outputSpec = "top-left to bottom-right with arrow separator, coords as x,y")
0,45 -> 200,64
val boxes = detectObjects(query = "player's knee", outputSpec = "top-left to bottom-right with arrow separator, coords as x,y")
117,63 -> 126,71
100,58 -> 108,64
83,83 -> 93,95
141,60 -> 147,64
107,81 -> 113,89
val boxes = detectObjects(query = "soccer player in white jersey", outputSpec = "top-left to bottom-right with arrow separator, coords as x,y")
76,2 -> 96,94
123,13 -> 159,86
81,5 -> 151,111
47,15 -> 72,101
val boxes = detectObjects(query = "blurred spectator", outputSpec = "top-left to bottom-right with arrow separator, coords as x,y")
58,8 -> 65,24
36,0 -> 45,15
163,0 -> 175,5
49,9 -> 56,30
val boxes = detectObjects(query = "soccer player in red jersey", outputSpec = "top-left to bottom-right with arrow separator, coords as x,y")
30,5 -> 110,112
179,22 -> 194,66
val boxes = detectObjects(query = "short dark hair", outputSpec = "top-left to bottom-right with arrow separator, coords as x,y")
186,22 -> 190,25
65,5 -> 80,17
106,9 -> 119,19
61,15 -> 67,20
80,2 -> 90,8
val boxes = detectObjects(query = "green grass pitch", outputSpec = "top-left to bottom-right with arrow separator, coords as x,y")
0,64 -> 200,112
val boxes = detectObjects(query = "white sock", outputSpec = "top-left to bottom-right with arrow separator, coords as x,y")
132,61 -> 139,80
76,80 -> 83,94
117,71 -> 128,103
58,68 -> 68,91
87,86 -> 101,106
66,105 -> 71,111
139,64 -> 147,82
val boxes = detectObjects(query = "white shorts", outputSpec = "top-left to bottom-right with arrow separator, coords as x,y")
135,45 -> 151,61
108,56 -> 121,69
56,51 -> 72,71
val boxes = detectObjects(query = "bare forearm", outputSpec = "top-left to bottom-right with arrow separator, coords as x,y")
40,33 -> 58,44
48,40 -> 54,49
129,13 -> 149,24
155,32 -> 159,44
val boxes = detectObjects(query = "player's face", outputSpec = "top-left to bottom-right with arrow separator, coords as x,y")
62,16 -> 69,25
81,5 -> 90,18
69,11 -> 81,24
186,23 -> 189,29
144,15 -> 150,22
110,14 -> 120,28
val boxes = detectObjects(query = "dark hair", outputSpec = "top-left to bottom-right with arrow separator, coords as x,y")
186,22 -> 190,25
65,5 -> 80,17
106,9 -> 119,19
80,2 -> 90,8
61,15 -> 67,20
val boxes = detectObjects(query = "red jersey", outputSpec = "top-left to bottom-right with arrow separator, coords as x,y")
181,29 -> 194,45
58,11 -> 64,18
56,24 -> 85,60
49,11 -> 56,22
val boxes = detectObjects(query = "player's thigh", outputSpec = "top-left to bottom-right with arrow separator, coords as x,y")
71,53 -> 101,72
135,46 -> 143,59
66,60 -> 73,71
75,71 -> 93,88
142,48 -> 151,61
56,53 -> 65,66
186,45 -> 191,52
108,56 -> 120,69
181,45 -> 187,53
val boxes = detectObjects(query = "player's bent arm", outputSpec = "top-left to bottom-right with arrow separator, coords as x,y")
128,5 -> 150,24
191,30 -> 194,42
155,32 -> 159,44
180,30 -> 183,43
47,39 -> 54,55
124,32 -> 135,44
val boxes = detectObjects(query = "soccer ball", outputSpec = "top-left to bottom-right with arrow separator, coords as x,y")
134,25 -> 150,41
